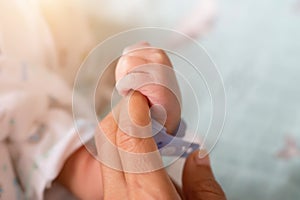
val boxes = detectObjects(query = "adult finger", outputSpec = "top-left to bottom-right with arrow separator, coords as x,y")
95,107 -> 127,199
117,91 -> 180,199
116,91 -> 164,172
182,150 -> 226,200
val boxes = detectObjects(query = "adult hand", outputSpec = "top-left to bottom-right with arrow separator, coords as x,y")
96,91 -> 180,199
58,43 -> 225,200
95,91 -> 226,200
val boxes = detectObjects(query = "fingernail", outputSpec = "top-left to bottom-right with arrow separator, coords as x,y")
136,41 -> 151,46
123,41 -> 151,55
194,149 -> 210,166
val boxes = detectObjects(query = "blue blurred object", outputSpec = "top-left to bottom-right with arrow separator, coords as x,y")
152,119 -> 200,158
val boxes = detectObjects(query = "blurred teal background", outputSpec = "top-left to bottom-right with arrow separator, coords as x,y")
201,1 -> 300,199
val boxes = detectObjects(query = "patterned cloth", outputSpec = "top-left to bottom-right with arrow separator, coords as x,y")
0,1 -> 95,199
0,59 -> 93,200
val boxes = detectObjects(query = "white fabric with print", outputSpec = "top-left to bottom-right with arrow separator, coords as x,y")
0,0 -> 96,199
0,60 -> 94,200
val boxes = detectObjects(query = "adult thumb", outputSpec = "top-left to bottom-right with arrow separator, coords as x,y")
182,150 -> 226,200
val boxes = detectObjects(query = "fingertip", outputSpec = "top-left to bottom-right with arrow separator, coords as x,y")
185,150 -> 210,167
183,150 -> 226,200
137,41 -> 151,47
183,150 -> 214,186
194,149 -> 211,166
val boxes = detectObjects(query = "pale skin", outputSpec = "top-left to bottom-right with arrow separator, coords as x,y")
57,42 -> 226,200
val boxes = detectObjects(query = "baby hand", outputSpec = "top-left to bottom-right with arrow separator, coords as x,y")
115,42 -> 181,133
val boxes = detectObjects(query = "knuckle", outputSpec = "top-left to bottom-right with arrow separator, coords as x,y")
150,50 -> 168,64
119,55 -> 135,68
118,55 -> 148,72
116,132 -> 148,153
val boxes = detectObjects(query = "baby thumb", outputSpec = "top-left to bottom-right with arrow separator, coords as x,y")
182,150 -> 226,200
